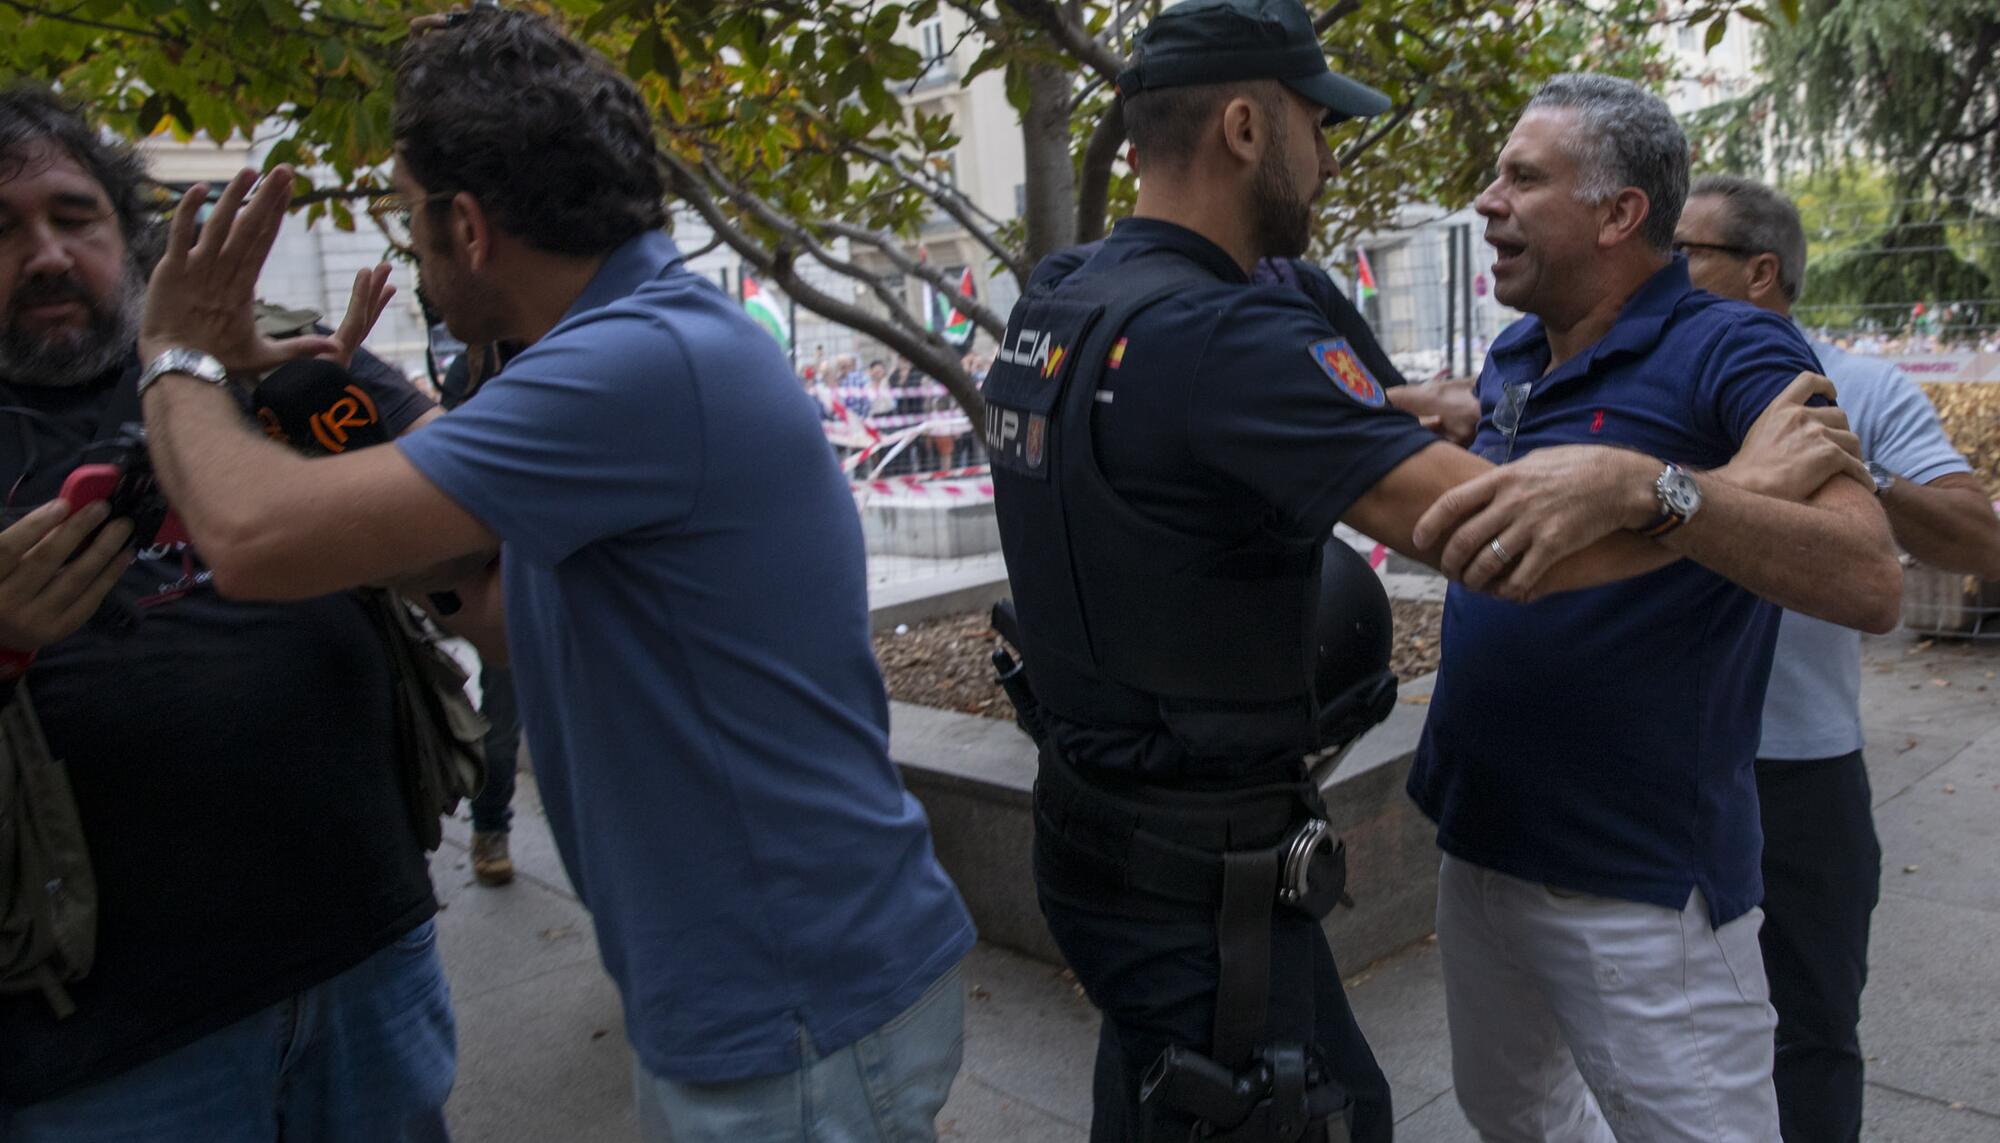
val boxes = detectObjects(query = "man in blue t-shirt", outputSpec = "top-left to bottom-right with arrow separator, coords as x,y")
1405,77 -> 1904,1140
1679,175 -> 2000,1142
123,12 -> 974,1141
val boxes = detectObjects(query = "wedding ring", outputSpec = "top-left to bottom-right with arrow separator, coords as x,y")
1489,539 -> 1513,565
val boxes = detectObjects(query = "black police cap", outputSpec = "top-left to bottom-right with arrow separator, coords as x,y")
1116,0 -> 1391,122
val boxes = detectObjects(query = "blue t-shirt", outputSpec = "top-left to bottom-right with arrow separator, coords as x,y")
1757,338 -> 1971,759
1407,258 -> 1820,925
1029,220 -> 1438,780
398,232 -> 973,1082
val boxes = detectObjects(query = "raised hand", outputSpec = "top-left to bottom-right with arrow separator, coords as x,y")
320,263 -> 397,370
139,166 -> 341,376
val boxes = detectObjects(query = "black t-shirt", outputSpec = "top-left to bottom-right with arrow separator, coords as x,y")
0,352 -> 438,1106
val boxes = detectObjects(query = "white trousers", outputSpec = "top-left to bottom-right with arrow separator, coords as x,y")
1437,854 -> 1781,1142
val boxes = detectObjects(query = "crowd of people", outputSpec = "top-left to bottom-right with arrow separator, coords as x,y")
800,351 -> 985,475
1813,328 -> 2000,357
0,1 -> 1995,1142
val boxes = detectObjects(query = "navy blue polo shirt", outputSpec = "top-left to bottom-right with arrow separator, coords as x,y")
1407,258 -> 1822,925
1029,219 -> 1437,780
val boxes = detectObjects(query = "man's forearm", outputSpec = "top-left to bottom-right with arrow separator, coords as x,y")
142,376 -> 317,590
1663,473 -> 1901,632
1881,474 -> 2000,579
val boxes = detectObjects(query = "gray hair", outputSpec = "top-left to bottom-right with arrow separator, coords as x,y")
1688,174 -> 1808,301
1526,74 -> 1688,254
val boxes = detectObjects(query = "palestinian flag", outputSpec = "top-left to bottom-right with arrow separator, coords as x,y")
743,275 -> 789,350
1355,248 -> 1379,306
936,267 -> 977,350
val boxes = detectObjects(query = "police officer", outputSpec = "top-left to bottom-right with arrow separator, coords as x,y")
979,1 -> 1873,1141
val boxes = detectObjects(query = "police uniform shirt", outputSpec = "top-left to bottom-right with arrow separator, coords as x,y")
1029,218 -> 1437,780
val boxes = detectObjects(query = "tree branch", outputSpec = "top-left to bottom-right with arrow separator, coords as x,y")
996,0 -> 1126,83
1340,102 -> 1417,167
663,152 -> 986,419
1313,0 -> 1362,33
819,221 -> 1007,337
0,0 -> 170,39
1076,99 -> 1126,244
1917,21 -> 1997,175
842,139 -> 1030,285
694,154 -> 931,342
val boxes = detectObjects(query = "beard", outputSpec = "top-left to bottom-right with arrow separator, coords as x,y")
0,264 -> 145,388
1249,137 -> 1314,261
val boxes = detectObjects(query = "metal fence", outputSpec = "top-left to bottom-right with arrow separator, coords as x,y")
811,366 -> 1006,601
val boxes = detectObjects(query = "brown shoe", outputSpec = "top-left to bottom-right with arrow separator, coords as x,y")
471,831 -> 514,886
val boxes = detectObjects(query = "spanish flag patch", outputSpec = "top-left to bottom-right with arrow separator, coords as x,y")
1107,337 -> 1128,370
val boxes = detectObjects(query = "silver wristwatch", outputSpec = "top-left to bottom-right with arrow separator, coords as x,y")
1866,460 -> 1898,497
1639,463 -> 1702,537
136,348 -> 229,400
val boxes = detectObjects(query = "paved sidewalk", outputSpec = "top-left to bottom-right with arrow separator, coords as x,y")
435,629 -> 2000,1141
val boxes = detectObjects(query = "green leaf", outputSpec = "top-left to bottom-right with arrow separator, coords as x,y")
627,24 -> 660,81
1775,0 -> 1800,24
1003,60 -> 1030,116
1704,15 -> 1727,52
582,0 -> 634,39
962,44 -> 1006,84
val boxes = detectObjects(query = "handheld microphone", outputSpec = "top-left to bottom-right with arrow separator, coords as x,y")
252,358 -> 391,456
251,360 -> 461,614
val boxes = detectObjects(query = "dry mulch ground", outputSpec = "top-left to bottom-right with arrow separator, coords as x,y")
875,598 -> 1445,719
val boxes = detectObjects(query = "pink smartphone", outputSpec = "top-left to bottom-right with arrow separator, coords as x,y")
58,463 -> 123,511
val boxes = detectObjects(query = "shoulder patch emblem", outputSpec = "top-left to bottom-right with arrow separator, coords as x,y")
1309,338 -> 1385,408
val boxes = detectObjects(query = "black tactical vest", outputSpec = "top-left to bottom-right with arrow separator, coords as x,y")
983,252 -> 1327,752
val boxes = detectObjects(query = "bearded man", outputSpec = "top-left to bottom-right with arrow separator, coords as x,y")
0,84 -> 453,1143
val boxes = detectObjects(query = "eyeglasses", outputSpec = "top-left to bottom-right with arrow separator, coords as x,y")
1671,239 -> 1760,259
1481,380 -> 1533,464
366,192 -> 454,256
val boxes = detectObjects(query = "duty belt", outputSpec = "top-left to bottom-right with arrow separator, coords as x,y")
1035,745 -> 1349,921
1035,744 -> 1350,1070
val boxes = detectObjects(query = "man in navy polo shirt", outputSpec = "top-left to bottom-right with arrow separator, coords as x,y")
124,11 -> 973,1141
1407,75 -> 1903,1140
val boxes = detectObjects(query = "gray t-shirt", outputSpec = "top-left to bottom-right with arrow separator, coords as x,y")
1757,338 -> 1973,760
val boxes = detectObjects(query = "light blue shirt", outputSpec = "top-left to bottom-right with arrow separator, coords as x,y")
1756,338 -> 1973,760
398,232 -> 973,1082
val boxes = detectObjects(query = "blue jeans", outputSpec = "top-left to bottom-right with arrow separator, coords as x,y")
634,962 -> 965,1142
3,919 -> 456,1143
469,663 -> 521,833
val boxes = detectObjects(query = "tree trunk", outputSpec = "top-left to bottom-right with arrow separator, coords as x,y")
1021,60 -> 1079,269
1076,100 -> 1125,244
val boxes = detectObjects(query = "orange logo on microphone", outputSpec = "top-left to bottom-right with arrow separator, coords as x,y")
308,384 -> 381,454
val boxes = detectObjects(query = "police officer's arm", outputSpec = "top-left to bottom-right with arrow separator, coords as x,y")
1405,374 -> 1904,632
1343,441 -> 1676,600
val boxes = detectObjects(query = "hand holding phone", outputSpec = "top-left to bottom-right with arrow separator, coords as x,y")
0,499 -> 135,652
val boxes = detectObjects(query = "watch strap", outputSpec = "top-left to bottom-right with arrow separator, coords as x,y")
1639,463 -> 1692,538
136,348 -> 229,401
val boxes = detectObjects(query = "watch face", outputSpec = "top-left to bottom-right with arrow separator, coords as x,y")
1867,461 -> 1895,492
1662,471 -> 1701,515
